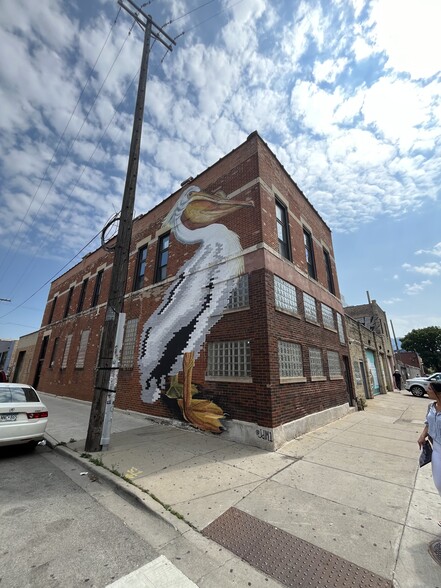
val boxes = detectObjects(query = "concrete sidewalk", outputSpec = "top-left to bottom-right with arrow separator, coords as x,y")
40,391 -> 441,587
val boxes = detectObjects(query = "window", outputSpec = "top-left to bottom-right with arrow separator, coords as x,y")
76,330 -> 90,368
303,228 -> 316,279
275,200 -> 291,260
91,270 -> 104,307
48,296 -> 57,324
321,303 -> 335,330
227,275 -> 249,309
274,275 -> 298,314
0,386 -> 39,403
309,347 -> 324,377
327,351 -> 342,377
207,340 -> 251,378
303,292 -> 317,322
121,319 -> 138,369
323,249 -> 335,294
278,341 -> 303,378
63,287 -> 74,318
155,233 -> 170,282
49,337 -> 59,368
77,279 -> 88,313
133,245 -> 148,291
61,335 -> 72,369
336,313 -> 345,344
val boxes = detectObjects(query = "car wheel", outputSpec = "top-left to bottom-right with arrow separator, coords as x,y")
410,385 -> 425,397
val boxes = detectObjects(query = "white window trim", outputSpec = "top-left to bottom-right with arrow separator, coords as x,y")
280,376 -> 307,384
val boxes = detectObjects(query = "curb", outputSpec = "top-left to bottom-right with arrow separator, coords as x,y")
44,433 -> 192,536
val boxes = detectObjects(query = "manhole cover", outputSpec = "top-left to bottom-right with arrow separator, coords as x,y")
428,539 -> 441,567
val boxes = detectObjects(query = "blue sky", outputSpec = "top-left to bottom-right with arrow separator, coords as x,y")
0,0 -> 440,341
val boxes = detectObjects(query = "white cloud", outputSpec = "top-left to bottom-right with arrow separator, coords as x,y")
369,0 -> 441,79
382,297 -> 402,305
402,262 -> 441,276
404,280 -> 432,295
416,242 -> 441,257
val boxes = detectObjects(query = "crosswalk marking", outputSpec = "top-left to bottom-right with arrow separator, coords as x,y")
106,555 -> 198,587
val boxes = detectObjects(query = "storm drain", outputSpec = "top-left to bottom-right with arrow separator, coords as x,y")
428,539 -> 441,567
202,507 -> 392,587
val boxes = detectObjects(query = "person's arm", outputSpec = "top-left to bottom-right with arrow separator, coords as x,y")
418,424 -> 429,448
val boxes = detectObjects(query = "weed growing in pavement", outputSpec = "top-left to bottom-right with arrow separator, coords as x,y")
89,456 -> 104,467
69,438 -> 77,443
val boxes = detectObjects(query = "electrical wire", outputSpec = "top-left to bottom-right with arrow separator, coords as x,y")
0,229 -> 103,321
0,6 -> 122,277
4,20 -> 138,298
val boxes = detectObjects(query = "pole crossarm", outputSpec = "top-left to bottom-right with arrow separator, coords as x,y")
118,0 -> 176,51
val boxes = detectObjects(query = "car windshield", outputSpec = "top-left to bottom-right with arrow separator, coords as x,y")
0,386 -> 40,403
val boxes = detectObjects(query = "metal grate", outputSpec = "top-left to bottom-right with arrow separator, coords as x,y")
202,508 -> 392,588
428,539 -> 441,567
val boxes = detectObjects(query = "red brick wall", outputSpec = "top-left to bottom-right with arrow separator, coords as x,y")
31,132 -> 349,430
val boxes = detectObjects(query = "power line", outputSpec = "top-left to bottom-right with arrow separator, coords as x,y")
0,6 -> 122,277
0,229 -> 103,322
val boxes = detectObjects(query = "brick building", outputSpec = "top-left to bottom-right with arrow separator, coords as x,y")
30,132 -> 353,450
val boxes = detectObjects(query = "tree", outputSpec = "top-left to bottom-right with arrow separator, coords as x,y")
401,326 -> 441,372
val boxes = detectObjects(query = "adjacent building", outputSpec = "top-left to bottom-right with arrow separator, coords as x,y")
27,132 -> 353,450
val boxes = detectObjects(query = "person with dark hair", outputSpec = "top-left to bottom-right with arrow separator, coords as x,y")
393,369 -> 402,390
418,381 -> 441,526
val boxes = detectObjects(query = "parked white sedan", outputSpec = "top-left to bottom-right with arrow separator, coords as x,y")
404,372 -> 441,397
0,383 -> 48,449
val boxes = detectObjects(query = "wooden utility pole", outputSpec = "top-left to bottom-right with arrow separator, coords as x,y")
85,1 -> 175,452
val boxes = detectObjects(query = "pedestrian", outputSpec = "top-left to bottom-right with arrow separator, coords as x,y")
418,381 -> 441,526
0,369 -> 7,382
393,369 -> 402,390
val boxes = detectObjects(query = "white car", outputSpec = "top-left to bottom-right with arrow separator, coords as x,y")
0,383 -> 48,449
404,372 -> 441,397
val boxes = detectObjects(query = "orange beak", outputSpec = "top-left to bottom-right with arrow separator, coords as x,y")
183,190 -> 254,225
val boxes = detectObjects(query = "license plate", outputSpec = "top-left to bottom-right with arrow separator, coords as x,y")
0,414 -> 17,421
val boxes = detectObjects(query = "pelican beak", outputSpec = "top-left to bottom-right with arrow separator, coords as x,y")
183,190 -> 254,225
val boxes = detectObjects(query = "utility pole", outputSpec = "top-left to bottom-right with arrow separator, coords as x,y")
85,1 -> 175,452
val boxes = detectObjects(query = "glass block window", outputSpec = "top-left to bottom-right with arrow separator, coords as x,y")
278,341 -> 303,378
321,304 -> 335,330
227,275 -> 249,309
207,340 -> 251,378
76,330 -> 90,369
274,275 -> 298,314
309,347 -> 324,377
121,319 -> 138,369
327,351 -> 342,377
303,293 -> 317,322
61,335 -> 72,370
336,313 -> 345,344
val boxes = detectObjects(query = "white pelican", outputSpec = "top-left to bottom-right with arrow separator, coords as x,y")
138,185 -> 254,419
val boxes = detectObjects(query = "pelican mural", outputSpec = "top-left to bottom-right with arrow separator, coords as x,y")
138,185 -> 254,432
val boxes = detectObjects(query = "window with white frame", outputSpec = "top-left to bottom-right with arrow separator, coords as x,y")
336,313 -> 345,344
76,330 -> 90,369
61,335 -> 72,369
321,303 -> 335,330
327,350 -> 341,377
274,275 -> 298,314
121,319 -> 138,369
309,347 -> 324,377
278,341 -> 303,378
227,275 -> 249,310
207,340 -> 251,378
303,292 -> 317,322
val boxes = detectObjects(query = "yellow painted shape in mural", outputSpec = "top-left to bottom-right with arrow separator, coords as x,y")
124,466 -> 143,480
